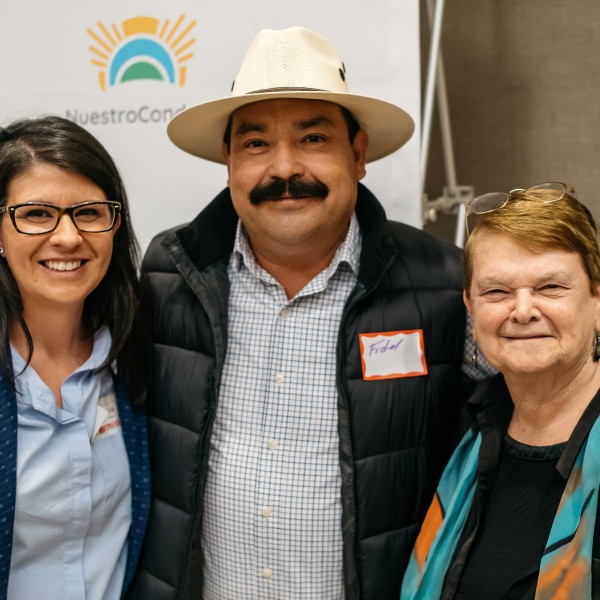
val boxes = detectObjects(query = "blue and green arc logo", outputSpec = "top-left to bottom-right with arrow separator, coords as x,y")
88,15 -> 196,91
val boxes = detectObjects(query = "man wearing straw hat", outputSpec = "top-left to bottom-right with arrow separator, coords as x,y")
130,27 -> 470,600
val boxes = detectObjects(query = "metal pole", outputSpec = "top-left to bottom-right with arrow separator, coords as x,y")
435,54 -> 470,247
420,0 -> 446,190
436,59 -> 457,194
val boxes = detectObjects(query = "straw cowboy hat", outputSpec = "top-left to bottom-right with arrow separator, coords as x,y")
167,26 -> 415,164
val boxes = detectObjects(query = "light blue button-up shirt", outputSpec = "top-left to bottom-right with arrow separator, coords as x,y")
8,327 -> 132,600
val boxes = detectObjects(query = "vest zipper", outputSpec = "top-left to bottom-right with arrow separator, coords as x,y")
338,250 -> 398,600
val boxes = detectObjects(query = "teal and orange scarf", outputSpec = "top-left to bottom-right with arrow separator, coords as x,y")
401,417 -> 600,599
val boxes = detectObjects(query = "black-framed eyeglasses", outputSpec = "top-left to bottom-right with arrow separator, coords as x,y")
0,201 -> 121,235
464,182 -> 576,235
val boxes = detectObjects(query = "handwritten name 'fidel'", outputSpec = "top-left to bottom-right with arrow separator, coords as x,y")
368,338 -> 404,356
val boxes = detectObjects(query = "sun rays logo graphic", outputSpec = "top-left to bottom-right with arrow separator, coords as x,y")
87,15 -> 196,91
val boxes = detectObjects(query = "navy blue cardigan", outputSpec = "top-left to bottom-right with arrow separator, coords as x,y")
0,371 -> 150,598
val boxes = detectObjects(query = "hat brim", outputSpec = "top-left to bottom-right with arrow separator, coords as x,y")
167,91 -> 415,164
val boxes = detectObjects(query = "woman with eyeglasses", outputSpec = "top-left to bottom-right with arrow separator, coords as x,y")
402,183 -> 600,599
0,116 -> 150,599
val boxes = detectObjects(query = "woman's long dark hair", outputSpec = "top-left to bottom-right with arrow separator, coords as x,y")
0,115 -> 149,403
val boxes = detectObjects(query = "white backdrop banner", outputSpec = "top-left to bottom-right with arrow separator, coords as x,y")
0,1 -> 420,250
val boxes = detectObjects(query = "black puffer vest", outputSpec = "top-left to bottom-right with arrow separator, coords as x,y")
128,183 -> 466,600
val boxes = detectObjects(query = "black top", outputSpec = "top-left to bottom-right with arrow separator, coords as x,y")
455,435 -> 566,599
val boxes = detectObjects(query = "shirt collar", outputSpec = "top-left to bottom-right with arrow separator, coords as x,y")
231,212 -> 362,278
83,326 -> 112,371
555,387 -> 600,479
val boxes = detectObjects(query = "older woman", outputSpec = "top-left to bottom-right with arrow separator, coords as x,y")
0,116 -> 150,599
401,182 -> 600,599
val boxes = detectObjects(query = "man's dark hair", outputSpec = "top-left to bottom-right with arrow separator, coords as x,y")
222,103 -> 361,152
0,115 -> 149,400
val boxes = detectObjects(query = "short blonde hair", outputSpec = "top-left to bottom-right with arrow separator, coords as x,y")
464,189 -> 600,297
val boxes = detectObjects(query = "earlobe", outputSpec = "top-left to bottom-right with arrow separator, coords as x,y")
353,129 -> 368,181
463,290 -> 472,315
221,142 -> 232,186
594,285 -> 600,331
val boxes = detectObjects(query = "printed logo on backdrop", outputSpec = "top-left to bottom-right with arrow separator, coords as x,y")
87,15 -> 196,90
65,15 -> 196,127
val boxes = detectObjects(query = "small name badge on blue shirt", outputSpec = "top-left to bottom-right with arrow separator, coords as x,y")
359,330 -> 428,380
92,393 -> 121,443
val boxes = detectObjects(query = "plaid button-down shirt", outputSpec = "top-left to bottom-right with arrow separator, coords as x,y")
202,214 -> 362,600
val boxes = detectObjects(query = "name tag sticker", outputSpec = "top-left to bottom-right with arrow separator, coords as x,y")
359,329 -> 428,380
92,393 -> 122,443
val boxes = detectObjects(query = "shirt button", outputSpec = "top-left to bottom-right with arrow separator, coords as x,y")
261,506 -> 273,518
274,372 -> 284,385
280,307 -> 291,319
261,567 -> 273,579
267,440 -> 279,450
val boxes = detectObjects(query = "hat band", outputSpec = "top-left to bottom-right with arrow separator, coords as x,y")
245,86 -> 329,95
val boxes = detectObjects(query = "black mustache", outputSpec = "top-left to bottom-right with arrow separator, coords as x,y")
249,178 -> 329,205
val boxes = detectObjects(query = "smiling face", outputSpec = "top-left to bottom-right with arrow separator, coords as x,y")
465,231 -> 600,379
222,98 -> 368,260
0,164 -> 118,315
